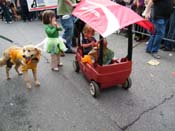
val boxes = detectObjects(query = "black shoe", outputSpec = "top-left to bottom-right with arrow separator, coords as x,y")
135,37 -> 142,42
160,45 -> 165,49
65,49 -> 76,54
163,47 -> 172,51
145,50 -> 151,54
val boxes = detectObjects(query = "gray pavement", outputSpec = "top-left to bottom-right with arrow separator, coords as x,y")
0,20 -> 175,131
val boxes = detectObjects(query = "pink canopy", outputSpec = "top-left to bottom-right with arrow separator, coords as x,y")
72,0 -> 154,37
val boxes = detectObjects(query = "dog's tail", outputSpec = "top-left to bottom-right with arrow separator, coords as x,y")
0,56 -> 6,67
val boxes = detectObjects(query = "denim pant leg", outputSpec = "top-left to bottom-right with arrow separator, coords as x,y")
164,9 -> 175,49
3,6 -> 11,22
146,19 -> 166,53
146,33 -> 155,52
21,5 -> 31,21
59,15 -> 74,49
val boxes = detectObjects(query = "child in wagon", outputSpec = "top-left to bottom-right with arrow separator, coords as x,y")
82,38 -> 114,65
81,24 -> 98,55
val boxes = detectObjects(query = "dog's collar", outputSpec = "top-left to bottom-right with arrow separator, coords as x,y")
25,57 -> 39,64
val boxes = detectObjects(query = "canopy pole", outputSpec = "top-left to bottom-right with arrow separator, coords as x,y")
127,25 -> 133,61
98,35 -> 103,66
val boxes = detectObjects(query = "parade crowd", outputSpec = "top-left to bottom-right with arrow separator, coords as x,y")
0,0 -> 175,60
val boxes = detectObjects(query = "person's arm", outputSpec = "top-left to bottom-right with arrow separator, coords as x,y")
138,0 -> 144,7
15,0 -> 20,8
81,41 -> 95,48
145,0 -> 153,19
133,0 -> 143,8
51,19 -> 63,31
81,38 -> 96,48
45,25 -> 57,36
57,27 -> 63,31
64,0 -> 77,7
132,0 -> 137,5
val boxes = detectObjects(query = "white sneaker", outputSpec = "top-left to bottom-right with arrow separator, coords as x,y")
152,53 -> 160,59
52,67 -> 59,71
58,63 -> 63,67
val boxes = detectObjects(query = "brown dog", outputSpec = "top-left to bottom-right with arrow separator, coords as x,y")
0,45 -> 41,88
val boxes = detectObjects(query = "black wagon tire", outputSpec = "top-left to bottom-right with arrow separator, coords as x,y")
122,77 -> 132,90
73,60 -> 80,72
89,81 -> 100,98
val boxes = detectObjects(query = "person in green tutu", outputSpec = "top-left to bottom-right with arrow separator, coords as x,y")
42,10 -> 67,71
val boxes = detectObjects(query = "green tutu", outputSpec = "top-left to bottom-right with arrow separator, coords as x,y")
47,38 -> 67,54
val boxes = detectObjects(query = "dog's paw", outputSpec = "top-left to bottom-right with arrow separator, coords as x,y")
26,83 -> 32,89
35,81 -> 40,87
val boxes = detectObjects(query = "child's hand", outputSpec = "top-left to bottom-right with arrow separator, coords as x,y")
55,23 -> 60,28
51,20 -> 58,27
145,13 -> 150,20
72,3 -> 77,7
94,42 -> 98,47
91,41 -> 95,46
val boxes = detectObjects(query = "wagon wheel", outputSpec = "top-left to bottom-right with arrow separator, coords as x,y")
89,81 -> 100,98
122,77 -> 132,90
73,60 -> 80,72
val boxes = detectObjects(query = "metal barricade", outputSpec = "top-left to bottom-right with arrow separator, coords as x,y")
132,7 -> 175,45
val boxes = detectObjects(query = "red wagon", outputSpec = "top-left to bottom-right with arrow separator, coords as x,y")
72,0 -> 154,97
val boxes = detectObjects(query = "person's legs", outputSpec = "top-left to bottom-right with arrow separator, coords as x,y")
146,18 -> 155,53
151,19 -> 166,53
25,6 -> 31,21
57,53 -> 63,66
3,6 -> 12,23
134,24 -> 142,41
164,9 -> 175,50
51,54 -> 59,71
146,19 -> 166,59
20,6 -> 26,21
23,5 -> 31,21
57,54 -> 60,65
59,15 -> 74,51
146,33 -> 155,53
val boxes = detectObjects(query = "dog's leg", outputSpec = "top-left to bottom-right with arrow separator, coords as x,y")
6,67 -> 11,80
14,64 -> 23,76
23,71 -> 32,89
32,70 -> 40,87
6,59 -> 13,80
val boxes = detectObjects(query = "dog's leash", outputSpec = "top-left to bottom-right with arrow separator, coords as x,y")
0,35 -> 14,43
35,38 -> 49,63
0,35 -> 49,63
0,35 -> 25,47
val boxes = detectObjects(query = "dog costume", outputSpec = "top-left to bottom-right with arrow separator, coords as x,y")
0,45 -> 41,88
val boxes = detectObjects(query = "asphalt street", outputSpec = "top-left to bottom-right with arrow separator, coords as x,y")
0,20 -> 175,131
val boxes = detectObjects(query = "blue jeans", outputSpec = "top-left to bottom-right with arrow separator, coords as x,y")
59,15 -> 74,50
146,19 -> 167,53
164,9 -> 175,49
3,6 -> 12,22
21,5 -> 31,21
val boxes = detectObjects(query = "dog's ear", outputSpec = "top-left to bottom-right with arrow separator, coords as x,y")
35,47 -> 41,54
35,47 -> 41,59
